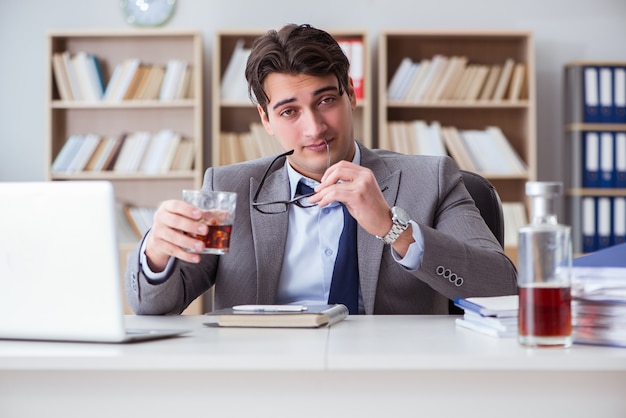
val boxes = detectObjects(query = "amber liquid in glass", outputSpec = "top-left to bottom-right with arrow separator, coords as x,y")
518,285 -> 572,346
186,224 -> 232,254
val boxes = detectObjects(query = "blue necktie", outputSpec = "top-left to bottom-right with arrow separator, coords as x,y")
297,181 -> 359,314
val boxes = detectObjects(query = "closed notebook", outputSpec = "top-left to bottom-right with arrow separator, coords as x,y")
204,304 -> 349,328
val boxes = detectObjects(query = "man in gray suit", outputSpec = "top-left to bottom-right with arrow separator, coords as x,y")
126,24 -> 517,315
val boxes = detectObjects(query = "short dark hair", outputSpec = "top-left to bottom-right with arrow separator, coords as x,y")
244,23 -> 351,116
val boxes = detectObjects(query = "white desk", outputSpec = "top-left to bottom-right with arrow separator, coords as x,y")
1,315 -> 625,418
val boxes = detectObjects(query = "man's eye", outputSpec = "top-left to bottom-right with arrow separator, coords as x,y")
320,97 -> 335,105
280,109 -> 295,117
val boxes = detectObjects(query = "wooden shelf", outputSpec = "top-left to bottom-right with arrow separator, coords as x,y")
212,28 -> 372,167
378,30 -> 538,254
563,62 -> 626,255
46,29 -> 204,315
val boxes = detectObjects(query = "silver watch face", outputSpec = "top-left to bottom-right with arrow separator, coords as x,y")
391,206 -> 410,226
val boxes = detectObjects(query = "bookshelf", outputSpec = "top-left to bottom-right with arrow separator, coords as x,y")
212,28 -> 372,167
378,30 -> 538,263
563,62 -> 626,256
46,29 -> 204,314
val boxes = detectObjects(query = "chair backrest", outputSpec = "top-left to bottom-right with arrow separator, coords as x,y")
448,170 -> 505,315
460,170 -> 505,248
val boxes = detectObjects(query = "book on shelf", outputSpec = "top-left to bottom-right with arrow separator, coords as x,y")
454,295 -> 518,338
507,63 -> 526,101
71,51 -> 105,102
458,127 -> 527,175
387,57 -> 416,101
440,126 -> 477,171
123,204 -> 157,239
158,59 -> 189,101
491,58 -> 515,101
337,37 -> 365,100
419,55 -> 450,102
138,129 -> 182,174
464,65 -> 490,101
103,58 -> 141,102
59,50 -> 83,101
449,64 -> 474,101
478,64 -> 502,101
65,133 -> 101,173
571,242 -> 626,347
432,56 -> 468,101
51,134 -> 83,174
204,304 -> 349,328
386,120 -> 447,157
170,138 -> 195,171
502,202 -> 528,248
404,59 -> 431,102
220,39 -> 251,102
115,202 -> 142,244
51,52 -> 74,101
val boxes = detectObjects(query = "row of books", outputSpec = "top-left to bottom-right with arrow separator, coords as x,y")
220,37 -> 365,102
384,120 -> 528,176
52,51 -> 193,102
582,131 -> 626,188
51,130 -> 194,174
220,123 -> 285,165
387,55 -> 526,103
581,196 -> 626,253
581,65 -> 626,124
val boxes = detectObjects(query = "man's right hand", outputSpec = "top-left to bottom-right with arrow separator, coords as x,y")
144,199 -> 207,271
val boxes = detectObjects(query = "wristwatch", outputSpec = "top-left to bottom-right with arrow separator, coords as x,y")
376,206 -> 411,245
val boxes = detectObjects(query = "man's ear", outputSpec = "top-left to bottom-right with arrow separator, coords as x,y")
257,104 -> 274,135
347,77 -> 357,110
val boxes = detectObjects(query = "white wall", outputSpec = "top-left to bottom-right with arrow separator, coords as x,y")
1,0 -> 625,183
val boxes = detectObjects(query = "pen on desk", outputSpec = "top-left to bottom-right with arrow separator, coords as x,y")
232,305 -> 308,312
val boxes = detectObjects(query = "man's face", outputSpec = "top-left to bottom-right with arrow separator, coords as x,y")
257,73 -> 357,182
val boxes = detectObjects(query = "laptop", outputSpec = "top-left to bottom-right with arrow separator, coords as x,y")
0,181 -> 189,343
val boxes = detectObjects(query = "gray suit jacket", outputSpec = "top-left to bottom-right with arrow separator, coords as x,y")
126,144 -> 517,315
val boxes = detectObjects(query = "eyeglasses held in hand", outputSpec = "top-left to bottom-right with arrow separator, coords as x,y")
252,142 -> 330,214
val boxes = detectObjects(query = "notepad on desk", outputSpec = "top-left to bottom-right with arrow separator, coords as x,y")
204,304 -> 349,328
453,295 -> 519,338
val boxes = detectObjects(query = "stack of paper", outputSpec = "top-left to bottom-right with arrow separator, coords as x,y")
572,242 -> 626,347
453,295 -> 518,338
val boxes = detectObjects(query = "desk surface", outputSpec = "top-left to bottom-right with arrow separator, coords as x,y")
2,315 -> 626,418
1,315 -> 624,372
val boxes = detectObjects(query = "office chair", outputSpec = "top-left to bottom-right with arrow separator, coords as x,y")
448,170 -> 505,314
460,170 -> 505,248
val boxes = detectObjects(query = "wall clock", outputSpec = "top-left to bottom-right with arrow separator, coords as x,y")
120,0 -> 177,27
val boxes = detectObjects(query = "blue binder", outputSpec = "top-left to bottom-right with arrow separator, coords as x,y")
582,132 -> 600,188
613,197 -> 626,246
599,66 -> 614,123
582,196 -> 597,253
615,132 -> 626,188
583,66 -> 600,123
614,66 -> 626,123
599,132 -> 615,188
596,197 -> 612,250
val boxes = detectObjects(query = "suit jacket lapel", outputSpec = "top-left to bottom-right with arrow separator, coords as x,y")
358,145 -> 401,314
249,166 -> 290,304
